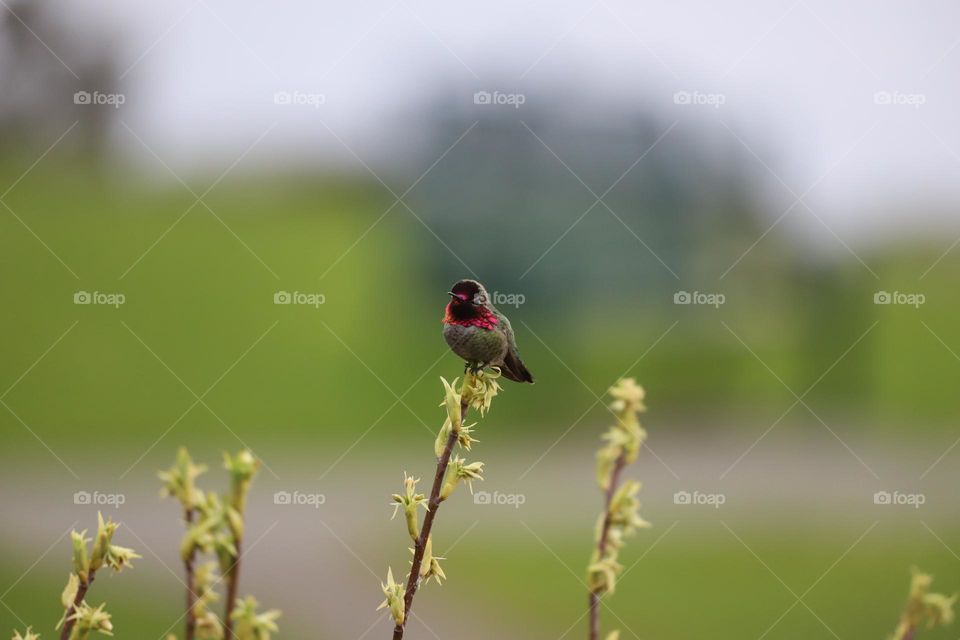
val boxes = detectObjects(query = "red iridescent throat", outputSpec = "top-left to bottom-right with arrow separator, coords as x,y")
443,301 -> 499,330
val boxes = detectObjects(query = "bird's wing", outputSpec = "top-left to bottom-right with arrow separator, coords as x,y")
492,307 -> 516,347
492,309 -> 534,383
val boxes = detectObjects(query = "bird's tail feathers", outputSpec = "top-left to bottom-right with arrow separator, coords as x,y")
501,350 -> 534,383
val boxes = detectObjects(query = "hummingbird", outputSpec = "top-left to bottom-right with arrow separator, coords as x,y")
443,279 -> 534,383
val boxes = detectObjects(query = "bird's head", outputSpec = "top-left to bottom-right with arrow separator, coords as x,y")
446,279 -> 491,319
448,279 -> 489,305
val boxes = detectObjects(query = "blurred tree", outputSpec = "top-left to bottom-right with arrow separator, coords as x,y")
405,87 -> 770,314
0,0 -> 121,157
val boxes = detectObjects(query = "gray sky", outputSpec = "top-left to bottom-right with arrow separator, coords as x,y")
64,0 -> 960,234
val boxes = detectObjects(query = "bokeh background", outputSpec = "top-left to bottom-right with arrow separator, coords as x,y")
2,1 -> 959,638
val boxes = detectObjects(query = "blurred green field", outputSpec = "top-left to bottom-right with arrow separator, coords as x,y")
3,163 -> 960,461
456,522 -> 960,640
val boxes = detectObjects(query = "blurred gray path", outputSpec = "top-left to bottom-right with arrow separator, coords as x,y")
2,429 -> 958,639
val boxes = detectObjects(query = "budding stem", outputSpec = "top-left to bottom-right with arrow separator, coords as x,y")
589,452 -> 627,640
392,395 -> 470,640
223,539 -> 242,639
184,508 -> 198,640
60,571 -> 96,640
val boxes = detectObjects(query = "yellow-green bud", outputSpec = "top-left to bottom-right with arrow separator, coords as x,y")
70,530 -> 90,583
159,447 -> 207,510
417,537 -> 447,586
892,569 -> 957,639
61,572 -> 80,609
104,544 -> 140,572
434,418 -> 452,458
377,567 -> 405,627
391,473 -> 427,541
67,602 -> 113,639
89,512 -> 118,573
229,595 -> 280,640
440,457 -> 484,500
223,449 -> 260,515
440,377 -> 462,432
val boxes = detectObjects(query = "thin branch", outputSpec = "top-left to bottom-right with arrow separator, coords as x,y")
184,508 -> 197,640
223,537 -> 242,639
59,570 -> 96,640
392,396 -> 470,640
589,452 -> 627,640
